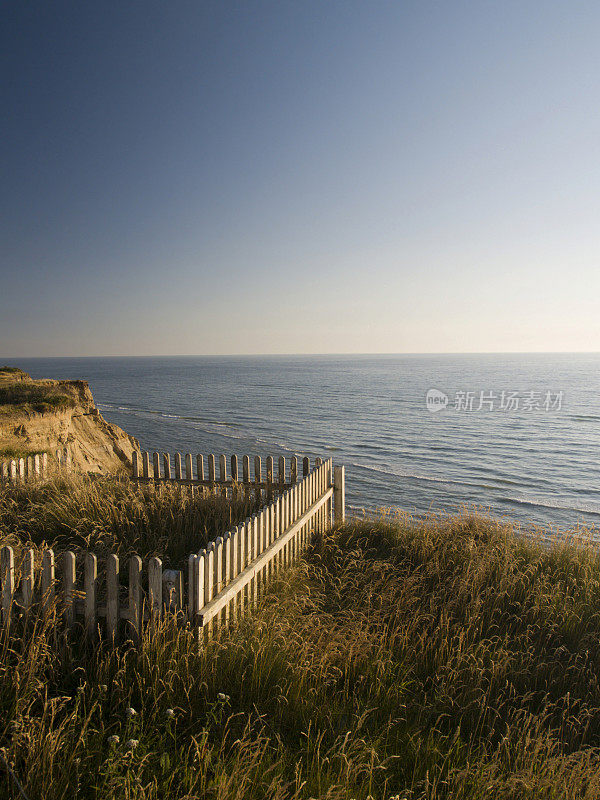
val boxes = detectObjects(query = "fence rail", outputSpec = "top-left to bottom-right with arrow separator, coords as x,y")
0,453 -> 345,645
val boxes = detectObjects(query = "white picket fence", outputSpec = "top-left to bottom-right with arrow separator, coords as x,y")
0,453 -> 50,482
0,454 -> 345,644
0,449 -> 72,483
132,450 -> 322,502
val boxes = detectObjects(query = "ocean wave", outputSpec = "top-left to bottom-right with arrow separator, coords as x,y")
100,403 -> 238,429
346,459 -> 529,493
501,495 -> 600,516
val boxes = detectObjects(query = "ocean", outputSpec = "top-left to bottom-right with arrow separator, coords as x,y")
5,354 -> 600,533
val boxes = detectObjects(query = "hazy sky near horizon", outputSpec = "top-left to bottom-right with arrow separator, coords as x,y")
2,1 -> 600,357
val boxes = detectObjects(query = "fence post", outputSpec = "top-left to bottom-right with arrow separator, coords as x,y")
195,551 -> 205,621
266,456 -> 273,499
63,551 -> 76,629
107,554 -> 120,643
188,554 -> 196,621
244,522 -> 252,609
252,456 -> 260,482
149,557 -> 163,618
1,546 -> 14,627
215,536 -> 224,625
129,555 -> 142,640
223,533 -> 231,624
334,465 -> 345,525
327,459 -> 333,529
42,549 -> 55,616
193,552 -> 204,639
204,545 -> 214,637
85,553 -> 98,637
22,549 -> 34,610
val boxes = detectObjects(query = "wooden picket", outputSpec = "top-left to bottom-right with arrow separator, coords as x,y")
131,450 -> 300,493
0,454 -> 345,646
0,452 -> 51,483
0,449 -> 81,485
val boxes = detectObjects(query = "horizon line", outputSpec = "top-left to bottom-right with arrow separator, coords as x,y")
3,350 -> 600,360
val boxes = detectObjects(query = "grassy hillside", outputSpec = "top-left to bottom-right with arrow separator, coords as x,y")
0,382 -> 76,413
2,484 -> 600,798
0,368 -> 76,414
0,367 -> 29,377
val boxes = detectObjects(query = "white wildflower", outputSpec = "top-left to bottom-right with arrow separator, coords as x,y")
126,739 -> 139,750
165,708 -> 176,719
217,693 -> 230,703
108,735 -> 120,745
125,707 -> 137,718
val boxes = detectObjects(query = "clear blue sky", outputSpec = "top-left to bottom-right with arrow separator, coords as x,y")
2,1 -> 599,356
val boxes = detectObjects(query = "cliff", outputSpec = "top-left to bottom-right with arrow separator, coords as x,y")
0,368 -> 139,474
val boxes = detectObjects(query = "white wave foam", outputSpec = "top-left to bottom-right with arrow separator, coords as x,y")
347,460 -> 519,492
501,495 -> 600,516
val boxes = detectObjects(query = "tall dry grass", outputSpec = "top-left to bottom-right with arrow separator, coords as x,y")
0,473 -> 259,566
2,504 -> 600,798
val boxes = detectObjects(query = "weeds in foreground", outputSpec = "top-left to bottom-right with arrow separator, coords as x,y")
2,511 -> 600,797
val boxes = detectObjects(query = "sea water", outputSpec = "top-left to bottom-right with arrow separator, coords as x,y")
7,354 -> 600,533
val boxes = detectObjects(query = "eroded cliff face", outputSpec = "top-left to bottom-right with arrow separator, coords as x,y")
0,375 -> 139,474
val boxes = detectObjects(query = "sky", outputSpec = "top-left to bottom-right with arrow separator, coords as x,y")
1,0 -> 600,356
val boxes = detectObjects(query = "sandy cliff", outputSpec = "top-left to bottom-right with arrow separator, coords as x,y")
0,369 -> 139,474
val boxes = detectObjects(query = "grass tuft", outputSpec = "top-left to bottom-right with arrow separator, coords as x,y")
0,446 -> 46,460
0,383 -> 76,413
